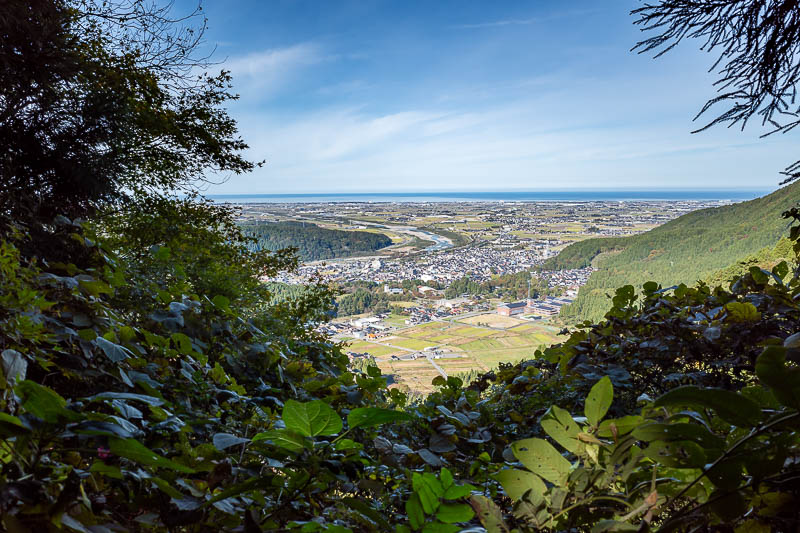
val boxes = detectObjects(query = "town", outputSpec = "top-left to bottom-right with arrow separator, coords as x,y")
236,198 -> 733,392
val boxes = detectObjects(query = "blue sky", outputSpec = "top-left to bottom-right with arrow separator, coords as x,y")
189,1 -> 795,194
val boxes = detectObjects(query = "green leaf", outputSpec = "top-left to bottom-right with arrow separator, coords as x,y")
251,429 -> 307,452
654,386 -> 762,427
494,469 -> 546,503
642,440 -> 706,468
347,407 -> 412,429
412,473 -> 443,514
440,468 -> 453,490
436,503 -> 474,524
282,399 -> 342,437
597,415 -> 643,438
212,294 -> 231,311
512,438 -> 571,485
109,437 -> 195,473
755,346 -> 800,409
406,493 -> 425,530
171,333 -> 193,354
585,376 -> 613,427
90,461 -> 123,479
592,520 -> 640,532
16,380 -> 79,423
0,413 -> 30,437
541,405 -> 580,453
342,497 -> 391,529
725,301 -> 761,323
632,422 -> 725,451
469,495 -> 508,533
442,484 -> 472,500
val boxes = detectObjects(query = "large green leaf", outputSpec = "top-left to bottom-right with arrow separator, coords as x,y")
251,429 -> 307,452
541,405 -> 580,453
405,493 -> 425,530
412,472 -> 443,514
282,399 -> 342,437
512,438 -> 571,485
347,407 -> 412,428
0,412 -> 30,437
597,415 -> 643,438
725,301 -> 761,323
436,502 -> 475,524
632,422 -> 725,451
755,346 -> 800,409
16,380 -> 80,423
494,469 -> 546,503
654,386 -> 762,427
642,439 -> 706,468
585,376 -> 613,427
109,437 -> 195,473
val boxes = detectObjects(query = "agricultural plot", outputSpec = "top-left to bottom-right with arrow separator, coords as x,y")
458,313 -> 527,329
344,317 -> 563,393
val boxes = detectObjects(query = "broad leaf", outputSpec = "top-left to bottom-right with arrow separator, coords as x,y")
347,407 -> 412,428
109,437 -> 194,473
512,438 -> 571,485
95,337 -> 132,363
16,380 -> 79,423
282,399 -> 342,437
585,376 -> 613,427
494,469 -> 546,503
654,386 -> 761,426
597,415 -> 643,438
436,502 -> 475,524
251,429 -> 307,452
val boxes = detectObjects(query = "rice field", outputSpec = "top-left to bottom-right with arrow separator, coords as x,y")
345,316 -> 563,393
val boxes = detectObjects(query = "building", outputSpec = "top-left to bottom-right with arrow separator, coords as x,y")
497,301 -> 527,316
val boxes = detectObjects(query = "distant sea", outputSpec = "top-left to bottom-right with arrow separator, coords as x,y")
209,189 -> 771,204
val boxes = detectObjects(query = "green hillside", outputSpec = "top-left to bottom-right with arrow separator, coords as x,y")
242,221 -> 392,261
549,182 -> 800,320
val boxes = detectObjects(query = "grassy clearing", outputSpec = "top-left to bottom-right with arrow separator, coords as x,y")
390,338 -> 438,350
345,340 -> 401,358
458,313 -> 528,329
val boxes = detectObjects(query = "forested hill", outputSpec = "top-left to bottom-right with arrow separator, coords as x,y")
548,182 -> 800,320
242,221 -> 392,261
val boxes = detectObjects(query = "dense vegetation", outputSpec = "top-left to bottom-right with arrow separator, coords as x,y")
243,221 -> 392,261
4,1 -> 800,531
548,182 -> 798,320
444,271 -> 563,300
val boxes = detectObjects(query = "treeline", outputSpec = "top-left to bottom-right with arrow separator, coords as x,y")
242,221 -> 392,261
444,271 -> 563,300
550,182 -> 798,321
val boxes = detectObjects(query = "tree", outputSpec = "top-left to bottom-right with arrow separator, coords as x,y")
0,0 -> 252,228
633,0 -> 800,183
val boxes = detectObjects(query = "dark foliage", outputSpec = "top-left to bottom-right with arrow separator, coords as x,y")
0,0 -> 252,228
243,221 -> 393,262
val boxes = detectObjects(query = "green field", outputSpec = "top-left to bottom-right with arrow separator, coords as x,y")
345,318 -> 563,392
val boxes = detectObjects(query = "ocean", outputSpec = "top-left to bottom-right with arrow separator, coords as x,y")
208,189 -> 771,204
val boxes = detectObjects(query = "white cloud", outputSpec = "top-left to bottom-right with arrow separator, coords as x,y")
224,43 -> 321,96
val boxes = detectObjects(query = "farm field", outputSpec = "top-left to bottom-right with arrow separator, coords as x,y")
458,313 -> 527,329
345,318 -> 563,392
